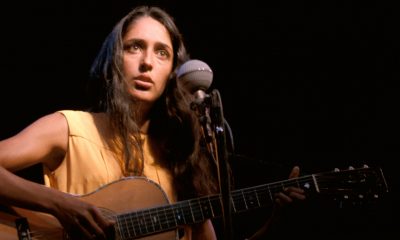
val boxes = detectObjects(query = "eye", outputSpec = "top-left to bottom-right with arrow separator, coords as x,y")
157,49 -> 170,59
124,42 -> 142,53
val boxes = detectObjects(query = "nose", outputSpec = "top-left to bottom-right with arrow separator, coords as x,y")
139,50 -> 153,72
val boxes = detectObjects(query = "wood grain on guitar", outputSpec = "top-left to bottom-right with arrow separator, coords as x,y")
0,166 -> 388,240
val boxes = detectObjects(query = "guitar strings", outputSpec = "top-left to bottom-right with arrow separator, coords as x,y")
113,178 -> 315,236
107,169 -> 380,238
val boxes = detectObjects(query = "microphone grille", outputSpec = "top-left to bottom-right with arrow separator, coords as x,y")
177,59 -> 213,93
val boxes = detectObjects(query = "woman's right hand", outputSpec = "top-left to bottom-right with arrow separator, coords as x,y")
52,194 -> 115,239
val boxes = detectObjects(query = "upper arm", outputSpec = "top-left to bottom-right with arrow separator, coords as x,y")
0,112 -> 69,172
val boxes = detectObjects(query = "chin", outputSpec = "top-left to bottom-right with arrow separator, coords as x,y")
131,95 -> 155,104
130,89 -> 162,103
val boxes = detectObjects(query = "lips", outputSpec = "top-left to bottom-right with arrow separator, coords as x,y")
133,76 -> 153,90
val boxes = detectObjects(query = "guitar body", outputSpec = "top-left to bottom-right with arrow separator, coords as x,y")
0,177 -> 178,240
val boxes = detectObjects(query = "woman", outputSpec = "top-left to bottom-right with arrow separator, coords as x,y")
0,5 -> 304,239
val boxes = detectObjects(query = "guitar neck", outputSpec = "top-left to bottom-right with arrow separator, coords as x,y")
115,175 -> 316,238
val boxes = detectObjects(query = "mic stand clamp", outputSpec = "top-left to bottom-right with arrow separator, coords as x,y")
190,94 -> 214,157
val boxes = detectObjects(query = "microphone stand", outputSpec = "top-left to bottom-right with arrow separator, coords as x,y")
210,89 -> 233,240
191,89 -> 233,239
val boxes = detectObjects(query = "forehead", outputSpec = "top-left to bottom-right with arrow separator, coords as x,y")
124,16 -> 173,47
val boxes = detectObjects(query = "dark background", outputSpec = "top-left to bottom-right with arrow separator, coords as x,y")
1,0 -> 398,239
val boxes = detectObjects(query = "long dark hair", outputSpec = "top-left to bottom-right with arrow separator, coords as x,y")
89,5 -> 218,199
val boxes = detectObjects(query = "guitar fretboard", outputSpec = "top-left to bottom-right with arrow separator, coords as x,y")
114,175 -> 316,238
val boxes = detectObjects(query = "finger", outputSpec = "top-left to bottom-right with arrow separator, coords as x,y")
285,186 -> 305,194
288,166 -> 300,179
91,207 -> 114,228
288,191 -> 306,200
91,208 -> 115,236
274,192 -> 293,205
78,211 -> 107,240
284,187 -> 306,200
73,217 -> 95,240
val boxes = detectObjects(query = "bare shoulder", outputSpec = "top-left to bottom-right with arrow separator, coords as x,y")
19,112 -> 68,138
0,112 -> 69,171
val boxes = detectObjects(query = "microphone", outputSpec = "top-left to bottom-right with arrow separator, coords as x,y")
177,59 -> 213,104
177,59 -> 214,147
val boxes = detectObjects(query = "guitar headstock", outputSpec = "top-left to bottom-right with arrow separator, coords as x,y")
313,165 -> 389,205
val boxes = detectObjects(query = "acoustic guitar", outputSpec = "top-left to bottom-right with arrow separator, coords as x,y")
0,166 -> 388,240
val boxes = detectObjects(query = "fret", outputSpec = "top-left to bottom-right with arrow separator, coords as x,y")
250,185 -> 272,207
138,210 -> 148,235
119,214 -> 132,239
188,200 -> 196,223
197,198 -> 205,220
168,205 -> 177,227
115,215 -> 126,239
208,195 -> 222,218
157,209 -> 164,232
164,206 -> 178,230
127,212 -> 137,237
159,206 -> 172,230
145,209 -> 154,234
230,191 -> 246,213
131,211 -> 141,236
243,188 -> 260,209
241,190 -> 249,210
255,188 -> 261,207
230,195 -> 237,212
267,185 -> 273,202
173,202 -> 189,225
230,188 -> 264,214
207,196 -> 215,218
126,213 -> 135,238
148,209 -> 160,233
311,174 -> 319,192
190,199 -> 204,222
199,197 -> 213,219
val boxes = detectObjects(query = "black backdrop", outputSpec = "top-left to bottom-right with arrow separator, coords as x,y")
1,0 -> 398,238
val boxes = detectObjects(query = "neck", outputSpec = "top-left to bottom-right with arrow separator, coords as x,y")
135,102 -> 152,134
139,120 -> 150,134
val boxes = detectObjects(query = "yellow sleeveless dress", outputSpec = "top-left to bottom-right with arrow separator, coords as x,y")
43,110 -> 124,195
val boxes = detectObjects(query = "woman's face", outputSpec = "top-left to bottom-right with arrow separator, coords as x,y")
122,16 -> 174,104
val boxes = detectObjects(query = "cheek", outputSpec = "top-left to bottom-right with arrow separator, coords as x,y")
157,76 -> 170,93
123,58 -> 131,73
123,56 -> 139,74
157,65 -> 173,87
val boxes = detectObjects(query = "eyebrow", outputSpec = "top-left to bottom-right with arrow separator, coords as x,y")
124,38 -> 173,52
